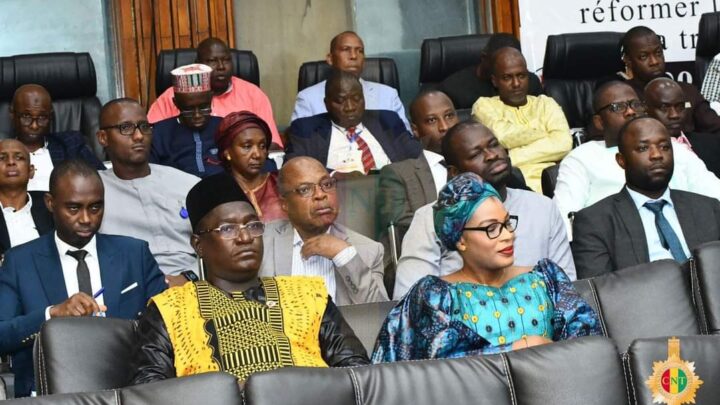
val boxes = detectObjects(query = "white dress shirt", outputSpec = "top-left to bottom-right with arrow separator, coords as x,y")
290,229 -> 357,299
45,233 -> 104,320
625,187 -> 691,261
1,194 -> 39,247
423,150 -> 448,195
27,145 -> 54,192
326,122 -> 391,172
554,139 -> 720,238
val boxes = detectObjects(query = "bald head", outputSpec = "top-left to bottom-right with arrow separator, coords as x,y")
0,139 -> 34,191
279,157 -> 338,237
278,157 -> 326,195
196,37 -> 232,94
644,77 -> 687,138
490,47 -> 529,107
10,84 -> 53,149
410,90 -> 458,153
326,31 -> 365,76
99,98 -> 142,127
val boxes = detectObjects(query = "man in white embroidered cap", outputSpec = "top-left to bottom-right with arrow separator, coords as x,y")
149,63 -> 225,178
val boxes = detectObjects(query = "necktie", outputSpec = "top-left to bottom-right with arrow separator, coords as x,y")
643,200 -> 688,262
67,249 -> 92,295
347,127 -> 376,174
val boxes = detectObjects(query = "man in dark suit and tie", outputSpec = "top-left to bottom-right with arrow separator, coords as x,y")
572,116 -> 720,279
285,69 -> 421,174
0,139 -> 53,255
0,159 -> 166,397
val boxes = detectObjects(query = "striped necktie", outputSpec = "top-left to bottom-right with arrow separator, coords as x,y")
347,126 -> 376,174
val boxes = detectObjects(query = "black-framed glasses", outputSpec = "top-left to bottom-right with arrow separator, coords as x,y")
196,221 -> 265,239
179,106 -> 212,118
287,177 -> 338,198
19,114 -> 50,127
100,121 -> 153,136
463,215 -> 518,239
595,99 -> 646,115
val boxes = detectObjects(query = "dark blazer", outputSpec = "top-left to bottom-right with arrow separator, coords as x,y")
0,191 -> 53,255
46,131 -> 106,170
285,110 -> 422,166
572,187 -> 720,279
0,233 -> 167,397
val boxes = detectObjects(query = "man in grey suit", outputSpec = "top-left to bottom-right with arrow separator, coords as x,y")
377,90 -> 458,236
259,156 -> 388,304
572,116 -> 720,279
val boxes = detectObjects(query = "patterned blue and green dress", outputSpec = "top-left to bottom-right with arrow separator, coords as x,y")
371,259 -> 601,362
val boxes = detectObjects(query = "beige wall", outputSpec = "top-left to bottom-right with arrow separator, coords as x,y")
234,0 -> 352,128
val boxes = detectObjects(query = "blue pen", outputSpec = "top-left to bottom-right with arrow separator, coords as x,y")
92,287 -> 105,299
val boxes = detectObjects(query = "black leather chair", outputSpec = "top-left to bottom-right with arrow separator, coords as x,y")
691,241 -> 720,335
3,372 -> 241,405
34,317 -> 136,395
625,335 -> 720,405
542,32 -> 624,129
244,336 -> 629,405
573,259 -> 701,352
418,34 -> 492,90
338,301 -> 396,354
296,58 -> 400,93
155,48 -> 260,96
696,12 -> 720,89
541,163 -> 560,198
0,52 -> 104,159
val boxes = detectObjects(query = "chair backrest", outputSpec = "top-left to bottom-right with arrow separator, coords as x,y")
696,12 -> 720,88
296,58 -> 400,93
418,34 -> 492,89
244,336 -> 629,405
625,335 -> 720,405
155,48 -> 260,96
335,173 -> 382,240
34,317 -> 136,395
691,241 -> 720,334
575,259 -> 701,352
541,163 -> 560,198
0,52 -> 103,159
337,300 -> 396,354
4,372 -> 241,405
542,32 -> 624,129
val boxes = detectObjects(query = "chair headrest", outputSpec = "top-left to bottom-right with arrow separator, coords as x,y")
419,34 -> 492,84
697,12 -> 720,58
543,32 -> 624,80
155,48 -> 260,96
297,58 -> 400,93
0,52 -> 97,100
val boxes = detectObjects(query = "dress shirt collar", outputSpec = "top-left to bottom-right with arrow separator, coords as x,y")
625,186 -> 674,211
292,227 -> 331,247
0,193 -> 32,213
423,150 -> 445,167
331,121 -> 365,134
54,232 -> 98,259
29,140 -> 50,155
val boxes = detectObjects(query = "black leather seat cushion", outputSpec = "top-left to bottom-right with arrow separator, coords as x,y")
696,12 -> 720,88
155,48 -> 260,96
542,32 -> 624,128
419,34 -> 492,89
338,301 -> 396,354
4,372 -> 241,405
244,336 -> 627,405
541,163 -> 560,198
626,335 -> 720,405
0,52 -> 103,159
34,317 -> 136,395
691,241 -> 720,334
297,58 -> 400,93
582,260 -> 700,352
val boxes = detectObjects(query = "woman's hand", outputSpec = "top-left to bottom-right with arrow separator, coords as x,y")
511,335 -> 552,350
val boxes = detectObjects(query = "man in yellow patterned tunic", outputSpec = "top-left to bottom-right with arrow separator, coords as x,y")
130,173 -> 369,384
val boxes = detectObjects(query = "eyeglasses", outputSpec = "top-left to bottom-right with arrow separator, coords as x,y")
196,221 -> 265,239
19,114 -> 50,127
100,122 -> 153,136
595,99 -> 646,115
287,177 -> 338,198
179,107 -> 212,118
463,215 -> 518,239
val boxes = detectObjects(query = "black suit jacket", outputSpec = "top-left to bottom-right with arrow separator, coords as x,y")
0,191 -> 53,255
572,187 -> 720,279
46,131 -> 106,170
285,110 -> 422,166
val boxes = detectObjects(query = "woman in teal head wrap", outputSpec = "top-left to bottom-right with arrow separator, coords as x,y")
372,173 -> 600,362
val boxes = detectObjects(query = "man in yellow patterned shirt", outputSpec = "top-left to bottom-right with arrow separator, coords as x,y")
472,47 -> 571,192
129,173 -> 369,384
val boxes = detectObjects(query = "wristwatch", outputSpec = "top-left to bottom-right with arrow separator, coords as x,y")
181,270 -> 199,282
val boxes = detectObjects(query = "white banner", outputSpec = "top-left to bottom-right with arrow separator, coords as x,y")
519,0 -> 720,83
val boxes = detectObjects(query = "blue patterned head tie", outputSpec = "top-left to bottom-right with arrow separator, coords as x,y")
433,172 -> 501,251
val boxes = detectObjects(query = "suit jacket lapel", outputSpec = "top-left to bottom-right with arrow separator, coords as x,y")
362,113 -> 396,161
96,235 -> 121,314
34,234 -> 68,305
274,221 -> 294,276
414,154 -> 438,204
614,188 -> 649,263
671,190 -> 700,250
29,192 -> 53,235
0,209 -> 9,253
316,116 -> 333,167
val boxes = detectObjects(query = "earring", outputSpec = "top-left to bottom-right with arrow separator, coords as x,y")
198,257 -> 206,281
226,155 -> 232,161
458,244 -> 467,252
